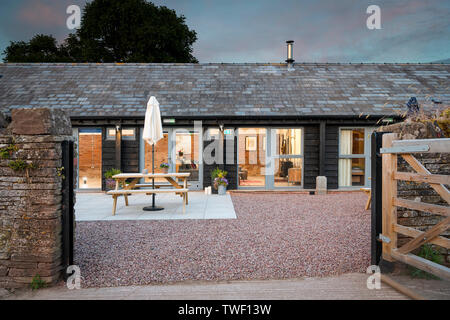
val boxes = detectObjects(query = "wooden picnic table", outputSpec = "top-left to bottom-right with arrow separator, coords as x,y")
112,172 -> 190,189
108,172 -> 190,215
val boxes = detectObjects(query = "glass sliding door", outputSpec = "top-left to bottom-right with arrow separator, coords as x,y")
271,128 -> 303,188
78,128 -> 102,189
139,127 -> 203,189
173,128 -> 202,189
143,131 -> 169,183
237,128 -> 267,187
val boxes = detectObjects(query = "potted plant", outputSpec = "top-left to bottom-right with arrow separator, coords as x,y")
211,167 -> 228,195
159,162 -> 170,173
178,149 -> 184,157
214,176 -> 229,195
104,168 -> 121,191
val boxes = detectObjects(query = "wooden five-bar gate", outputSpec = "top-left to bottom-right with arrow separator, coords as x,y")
380,133 -> 450,281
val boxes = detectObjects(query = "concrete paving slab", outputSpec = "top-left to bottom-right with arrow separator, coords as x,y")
75,191 -> 236,221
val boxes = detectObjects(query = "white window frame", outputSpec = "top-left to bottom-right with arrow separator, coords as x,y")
269,127 -> 304,189
106,127 -> 116,141
236,128 -> 268,190
106,127 -> 136,141
121,127 -> 136,141
338,127 -> 373,188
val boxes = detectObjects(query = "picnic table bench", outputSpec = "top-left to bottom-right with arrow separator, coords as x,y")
106,172 -> 190,215
360,187 -> 371,210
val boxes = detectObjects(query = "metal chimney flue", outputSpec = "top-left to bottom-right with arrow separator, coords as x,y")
286,40 -> 294,68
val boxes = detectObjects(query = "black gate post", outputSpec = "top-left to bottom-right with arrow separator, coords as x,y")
61,140 -> 75,278
370,131 -> 386,266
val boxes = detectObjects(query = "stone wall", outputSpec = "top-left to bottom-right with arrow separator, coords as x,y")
0,108 -> 73,288
378,119 -> 449,265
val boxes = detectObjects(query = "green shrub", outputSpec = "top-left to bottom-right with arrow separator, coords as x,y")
56,166 -> 65,180
8,159 -> 37,172
409,244 -> 444,280
0,144 -> 18,159
104,168 -> 121,179
211,167 -> 227,180
30,274 -> 46,290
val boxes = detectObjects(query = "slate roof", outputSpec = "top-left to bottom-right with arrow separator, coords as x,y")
0,63 -> 448,118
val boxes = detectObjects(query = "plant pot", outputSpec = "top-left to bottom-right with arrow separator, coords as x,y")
210,178 -> 218,194
218,185 -> 227,195
162,168 -> 169,174
105,178 -> 116,191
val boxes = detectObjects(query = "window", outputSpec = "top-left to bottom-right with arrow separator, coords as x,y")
106,127 -> 136,140
338,128 -> 369,187
106,128 -> 116,140
121,128 -> 136,140
206,128 -> 220,139
144,132 -> 169,183
175,130 -> 200,182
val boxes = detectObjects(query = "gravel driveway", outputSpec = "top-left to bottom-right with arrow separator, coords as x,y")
75,192 -> 371,288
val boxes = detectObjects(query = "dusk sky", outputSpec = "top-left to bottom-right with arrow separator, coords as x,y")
0,0 -> 449,63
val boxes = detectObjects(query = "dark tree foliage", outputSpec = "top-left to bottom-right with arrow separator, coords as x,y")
3,34 -> 70,62
3,0 -> 198,63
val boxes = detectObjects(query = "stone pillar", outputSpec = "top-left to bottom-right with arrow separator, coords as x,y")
0,108 -> 73,289
315,176 -> 327,195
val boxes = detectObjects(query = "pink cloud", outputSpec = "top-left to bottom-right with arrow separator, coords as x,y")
17,0 -> 66,28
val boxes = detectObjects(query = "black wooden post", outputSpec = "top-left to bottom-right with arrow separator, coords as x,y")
115,125 -> 122,170
319,121 -> 326,176
220,128 -> 225,172
61,140 -> 74,278
371,131 -> 387,265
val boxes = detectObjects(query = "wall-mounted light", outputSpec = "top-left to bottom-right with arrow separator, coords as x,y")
115,124 -> 121,131
163,118 -> 176,124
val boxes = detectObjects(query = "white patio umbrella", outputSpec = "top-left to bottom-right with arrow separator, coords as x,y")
142,96 -> 164,211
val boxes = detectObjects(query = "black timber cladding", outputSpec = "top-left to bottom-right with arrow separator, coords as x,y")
202,127 -> 221,193
324,125 -> 339,189
202,127 -> 238,191
303,125 -> 320,189
224,130 -> 238,190
101,126 -> 140,189
89,121 -> 376,191
121,131 -> 140,173
101,128 -> 115,190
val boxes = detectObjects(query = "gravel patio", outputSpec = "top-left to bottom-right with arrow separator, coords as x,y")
74,192 -> 371,288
